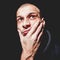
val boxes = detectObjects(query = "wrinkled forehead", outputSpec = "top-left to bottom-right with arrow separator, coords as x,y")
16,3 -> 40,15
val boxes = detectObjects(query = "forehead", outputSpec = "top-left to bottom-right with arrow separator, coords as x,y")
16,4 -> 40,16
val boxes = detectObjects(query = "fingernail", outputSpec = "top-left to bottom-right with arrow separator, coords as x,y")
42,17 -> 44,20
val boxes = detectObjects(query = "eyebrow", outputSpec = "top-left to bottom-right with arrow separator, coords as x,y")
17,12 -> 39,18
28,12 -> 39,15
17,16 -> 22,18
28,12 -> 40,17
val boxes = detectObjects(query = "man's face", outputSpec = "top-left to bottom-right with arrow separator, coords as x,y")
16,4 -> 42,36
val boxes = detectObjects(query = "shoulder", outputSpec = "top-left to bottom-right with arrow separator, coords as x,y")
35,29 -> 60,60
43,29 -> 60,60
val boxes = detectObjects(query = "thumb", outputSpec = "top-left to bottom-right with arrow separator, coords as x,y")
17,29 -> 23,41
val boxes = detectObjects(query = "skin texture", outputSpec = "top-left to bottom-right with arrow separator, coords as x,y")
16,3 -> 45,60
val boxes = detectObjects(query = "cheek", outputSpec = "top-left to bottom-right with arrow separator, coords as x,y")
30,19 -> 40,26
30,21 -> 36,26
17,22 -> 22,31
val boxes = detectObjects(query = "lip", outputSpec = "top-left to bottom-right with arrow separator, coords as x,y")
22,28 -> 30,36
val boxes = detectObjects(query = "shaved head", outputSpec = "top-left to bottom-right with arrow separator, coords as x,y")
16,3 -> 45,36
16,3 -> 40,15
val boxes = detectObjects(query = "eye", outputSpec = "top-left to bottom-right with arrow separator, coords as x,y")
19,17 -> 23,21
30,15 -> 36,20
17,17 -> 24,21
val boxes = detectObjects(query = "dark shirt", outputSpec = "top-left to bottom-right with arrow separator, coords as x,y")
34,29 -> 60,60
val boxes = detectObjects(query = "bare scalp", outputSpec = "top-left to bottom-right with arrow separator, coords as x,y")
16,3 -> 40,14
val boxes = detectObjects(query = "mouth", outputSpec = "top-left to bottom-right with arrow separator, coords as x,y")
22,28 -> 30,36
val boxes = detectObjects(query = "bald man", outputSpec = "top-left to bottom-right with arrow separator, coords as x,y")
16,3 -> 60,60
16,3 -> 45,60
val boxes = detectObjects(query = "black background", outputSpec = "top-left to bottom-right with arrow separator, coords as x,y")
0,0 -> 60,60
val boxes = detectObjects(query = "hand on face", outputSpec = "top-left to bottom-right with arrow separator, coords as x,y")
16,3 -> 46,60
17,18 -> 45,59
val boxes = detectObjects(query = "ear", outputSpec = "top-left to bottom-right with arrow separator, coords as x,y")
42,18 -> 45,28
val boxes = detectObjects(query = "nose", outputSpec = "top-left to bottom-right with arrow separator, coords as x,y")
22,19 -> 31,29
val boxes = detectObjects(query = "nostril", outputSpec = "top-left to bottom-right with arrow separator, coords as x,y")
23,24 -> 31,29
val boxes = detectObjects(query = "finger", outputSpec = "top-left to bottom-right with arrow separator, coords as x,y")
34,23 -> 43,38
32,43 -> 40,57
27,20 -> 40,36
32,28 -> 43,48
33,39 -> 41,50
17,28 -> 23,41
42,18 -> 45,28
37,29 -> 44,41
33,38 -> 40,48
32,29 -> 43,52
33,18 -> 45,38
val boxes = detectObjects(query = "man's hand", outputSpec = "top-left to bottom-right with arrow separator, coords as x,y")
18,20 -> 44,60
